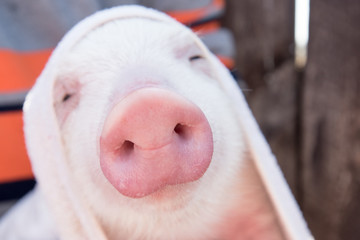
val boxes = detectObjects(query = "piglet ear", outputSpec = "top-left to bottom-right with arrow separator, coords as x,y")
204,52 -> 314,240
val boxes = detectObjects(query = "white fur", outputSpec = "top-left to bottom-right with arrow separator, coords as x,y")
0,6 -> 313,240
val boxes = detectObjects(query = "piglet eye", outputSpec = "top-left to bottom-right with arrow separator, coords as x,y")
189,55 -> 203,61
62,93 -> 72,102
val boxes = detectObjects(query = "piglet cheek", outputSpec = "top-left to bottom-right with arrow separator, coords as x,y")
99,88 -> 213,198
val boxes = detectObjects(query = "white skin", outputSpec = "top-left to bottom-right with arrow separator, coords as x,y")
0,18 -> 285,240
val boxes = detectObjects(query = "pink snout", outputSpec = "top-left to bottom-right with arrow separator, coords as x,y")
100,88 -> 213,198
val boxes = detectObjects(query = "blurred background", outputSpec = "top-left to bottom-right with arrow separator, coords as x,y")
0,0 -> 359,239
223,0 -> 360,239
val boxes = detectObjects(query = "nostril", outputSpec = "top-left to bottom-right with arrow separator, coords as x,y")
120,140 -> 135,155
174,123 -> 183,134
174,123 -> 190,139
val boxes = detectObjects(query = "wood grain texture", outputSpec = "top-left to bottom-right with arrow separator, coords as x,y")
302,1 -> 360,239
223,0 -> 360,239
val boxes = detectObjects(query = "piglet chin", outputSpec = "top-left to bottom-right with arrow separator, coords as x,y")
99,88 -> 213,198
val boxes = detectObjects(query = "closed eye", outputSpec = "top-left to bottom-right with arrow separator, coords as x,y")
189,55 -> 203,61
62,93 -> 72,102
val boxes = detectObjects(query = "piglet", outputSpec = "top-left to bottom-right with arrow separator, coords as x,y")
0,6 -> 313,240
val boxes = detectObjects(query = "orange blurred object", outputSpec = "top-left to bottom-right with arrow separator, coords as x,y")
166,0 -> 224,25
0,49 -> 51,182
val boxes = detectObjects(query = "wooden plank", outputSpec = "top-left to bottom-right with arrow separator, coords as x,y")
302,0 -> 360,239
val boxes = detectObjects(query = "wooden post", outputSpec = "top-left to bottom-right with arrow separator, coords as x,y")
302,0 -> 360,239
223,0 -> 360,239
